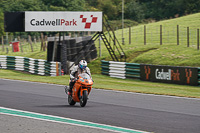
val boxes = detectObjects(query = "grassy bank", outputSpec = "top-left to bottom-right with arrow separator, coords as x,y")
0,69 -> 200,98
1,13 -> 200,71
1,13 -> 200,98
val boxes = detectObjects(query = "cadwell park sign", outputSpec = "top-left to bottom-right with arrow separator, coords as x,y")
4,11 -> 102,74
25,11 -> 102,31
4,11 -> 102,32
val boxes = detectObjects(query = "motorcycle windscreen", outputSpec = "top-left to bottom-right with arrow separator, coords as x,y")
79,73 -> 91,79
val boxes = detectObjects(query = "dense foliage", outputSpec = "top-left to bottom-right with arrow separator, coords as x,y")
0,0 -> 200,36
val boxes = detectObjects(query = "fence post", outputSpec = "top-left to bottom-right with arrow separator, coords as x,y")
40,33 -> 44,51
160,25 -> 162,45
1,36 -> 4,52
28,35 -> 33,52
34,36 -> 36,44
44,35 -> 47,51
129,27 -> 131,44
197,29 -> 199,50
6,33 -> 9,54
177,25 -> 179,45
187,27 -> 189,47
144,25 -> 146,45
37,36 -> 40,43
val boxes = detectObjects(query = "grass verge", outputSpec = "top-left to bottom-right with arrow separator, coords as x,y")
1,13 -> 200,98
0,69 -> 200,98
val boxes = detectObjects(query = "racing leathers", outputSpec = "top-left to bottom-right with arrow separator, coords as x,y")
69,65 -> 92,93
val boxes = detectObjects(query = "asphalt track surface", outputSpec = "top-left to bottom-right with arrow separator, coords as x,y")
0,79 -> 200,133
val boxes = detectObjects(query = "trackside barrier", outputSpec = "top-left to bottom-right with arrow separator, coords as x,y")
101,60 -> 140,79
102,60 -> 200,86
0,55 -> 61,76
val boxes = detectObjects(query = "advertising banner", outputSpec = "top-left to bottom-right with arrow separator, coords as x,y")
140,64 -> 198,86
25,11 -> 102,32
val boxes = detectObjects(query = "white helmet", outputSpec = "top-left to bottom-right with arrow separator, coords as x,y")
79,60 -> 87,70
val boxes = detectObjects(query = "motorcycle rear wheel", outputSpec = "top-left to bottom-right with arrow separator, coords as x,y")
80,90 -> 88,107
68,94 -> 76,106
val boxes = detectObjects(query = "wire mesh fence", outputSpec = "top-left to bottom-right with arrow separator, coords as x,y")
115,25 -> 200,50
0,31 -> 96,54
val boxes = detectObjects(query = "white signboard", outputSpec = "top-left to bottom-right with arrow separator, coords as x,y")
25,11 -> 102,32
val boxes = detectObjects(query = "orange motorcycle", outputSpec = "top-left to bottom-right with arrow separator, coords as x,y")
65,73 -> 93,107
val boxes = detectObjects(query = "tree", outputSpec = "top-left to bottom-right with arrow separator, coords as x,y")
0,9 -> 5,36
0,0 -> 48,12
125,0 -> 145,22
42,0 -> 86,11
183,0 -> 200,14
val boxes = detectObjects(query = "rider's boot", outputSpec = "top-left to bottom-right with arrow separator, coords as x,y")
68,84 -> 73,95
68,89 -> 72,95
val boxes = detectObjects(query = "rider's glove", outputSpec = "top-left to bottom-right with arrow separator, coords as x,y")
73,78 -> 77,82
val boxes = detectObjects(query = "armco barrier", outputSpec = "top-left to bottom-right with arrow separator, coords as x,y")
101,60 -> 140,79
0,55 -> 61,76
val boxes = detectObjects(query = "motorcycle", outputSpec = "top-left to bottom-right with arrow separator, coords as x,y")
65,73 -> 93,107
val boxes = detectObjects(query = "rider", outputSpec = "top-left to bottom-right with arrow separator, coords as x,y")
68,60 -> 92,95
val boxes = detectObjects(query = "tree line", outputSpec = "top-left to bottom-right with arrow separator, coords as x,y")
0,0 -> 200,36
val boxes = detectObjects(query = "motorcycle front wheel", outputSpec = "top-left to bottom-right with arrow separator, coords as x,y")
80,90 -> 88,107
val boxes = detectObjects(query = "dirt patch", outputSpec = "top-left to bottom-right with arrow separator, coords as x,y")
126,48 -> 158,62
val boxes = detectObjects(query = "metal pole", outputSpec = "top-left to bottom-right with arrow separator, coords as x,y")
114,28 -> 116,50
197,29 -> 199,50
6,32 -> 9,54
177,25 -> 179,45
99,35 -> 101,57
129,27 -> 131,44
160,25 -> 162,45
187,27 -> 189,47
63,32 -> 67,74
144,25 -> 146,45
1,36 -> 4,52
52,35 -> 57,61
122,0 -> 124,45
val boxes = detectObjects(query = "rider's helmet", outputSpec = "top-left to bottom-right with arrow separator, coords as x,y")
78,60 -> 87,70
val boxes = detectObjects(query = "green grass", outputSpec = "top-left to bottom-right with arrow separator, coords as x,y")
0,69 -> 200,98
116,13 -> 200,46
98,12 -> 200,67
1,13 -> 200,69
0,42 -> 47,59
1,13 -> 200,98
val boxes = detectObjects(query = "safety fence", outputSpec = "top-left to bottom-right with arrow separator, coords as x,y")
101,60 -> 140,79
101,60 -> 200,86
0,32 -> 96,54
113,25 -> 200,50
0,55 -> 61,76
